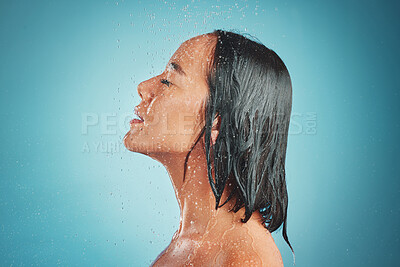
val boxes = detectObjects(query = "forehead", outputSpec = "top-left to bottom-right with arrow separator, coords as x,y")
169,34 -> 216,75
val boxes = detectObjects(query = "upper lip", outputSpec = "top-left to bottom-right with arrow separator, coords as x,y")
134,106 -> 144,121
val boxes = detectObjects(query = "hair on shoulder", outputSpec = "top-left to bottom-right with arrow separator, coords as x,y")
183,29 -> 294,254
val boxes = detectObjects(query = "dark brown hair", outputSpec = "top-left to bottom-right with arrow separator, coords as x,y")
183,29 -> 294,254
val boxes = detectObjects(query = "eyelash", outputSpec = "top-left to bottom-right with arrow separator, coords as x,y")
160,79 -> 172,87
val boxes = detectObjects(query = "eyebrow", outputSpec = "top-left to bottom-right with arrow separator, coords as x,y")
168,62 -> 186,76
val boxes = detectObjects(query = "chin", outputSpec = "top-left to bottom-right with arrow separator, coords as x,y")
123,131 -> 161,155
123,131 -> 142,153
124,126 -> 198,155
123,132 -> 133,151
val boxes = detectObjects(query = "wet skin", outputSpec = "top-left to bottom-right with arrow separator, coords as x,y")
124,34 -> 284,266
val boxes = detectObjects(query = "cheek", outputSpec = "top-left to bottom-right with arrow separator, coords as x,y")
156,93 -> 205,146
167,96 -> 202,136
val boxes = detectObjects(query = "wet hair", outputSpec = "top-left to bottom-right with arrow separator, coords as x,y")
183,30 -> 294,254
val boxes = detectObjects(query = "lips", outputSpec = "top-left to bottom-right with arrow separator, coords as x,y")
130,118 -> 143,124
130,106 -> 144,124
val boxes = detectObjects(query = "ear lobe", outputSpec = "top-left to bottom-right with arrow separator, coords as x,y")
211,115 -> 221,146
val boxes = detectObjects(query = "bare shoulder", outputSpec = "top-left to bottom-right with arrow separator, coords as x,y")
220,225 -> 284,267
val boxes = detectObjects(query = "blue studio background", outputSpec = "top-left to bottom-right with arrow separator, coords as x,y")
1,0 -> 399,266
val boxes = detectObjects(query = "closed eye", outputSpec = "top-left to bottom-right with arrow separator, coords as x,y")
160,79 -> 172,87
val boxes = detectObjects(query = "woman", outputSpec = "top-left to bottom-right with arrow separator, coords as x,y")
124,30 -> 293,266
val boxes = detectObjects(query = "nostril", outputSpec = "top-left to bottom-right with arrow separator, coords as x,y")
137,79 -> 156,101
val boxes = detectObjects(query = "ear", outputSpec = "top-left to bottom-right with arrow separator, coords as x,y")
211,114 -> 221,146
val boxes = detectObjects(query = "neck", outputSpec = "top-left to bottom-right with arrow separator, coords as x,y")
148,140 -> 264,241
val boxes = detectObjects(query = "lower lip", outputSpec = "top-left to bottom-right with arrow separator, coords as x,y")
130,119 -> 144,124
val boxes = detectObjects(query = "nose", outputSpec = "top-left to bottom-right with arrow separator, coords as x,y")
137,78 -> 156,102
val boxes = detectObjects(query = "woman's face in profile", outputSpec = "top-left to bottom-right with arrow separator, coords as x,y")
124,34 -> 216,154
